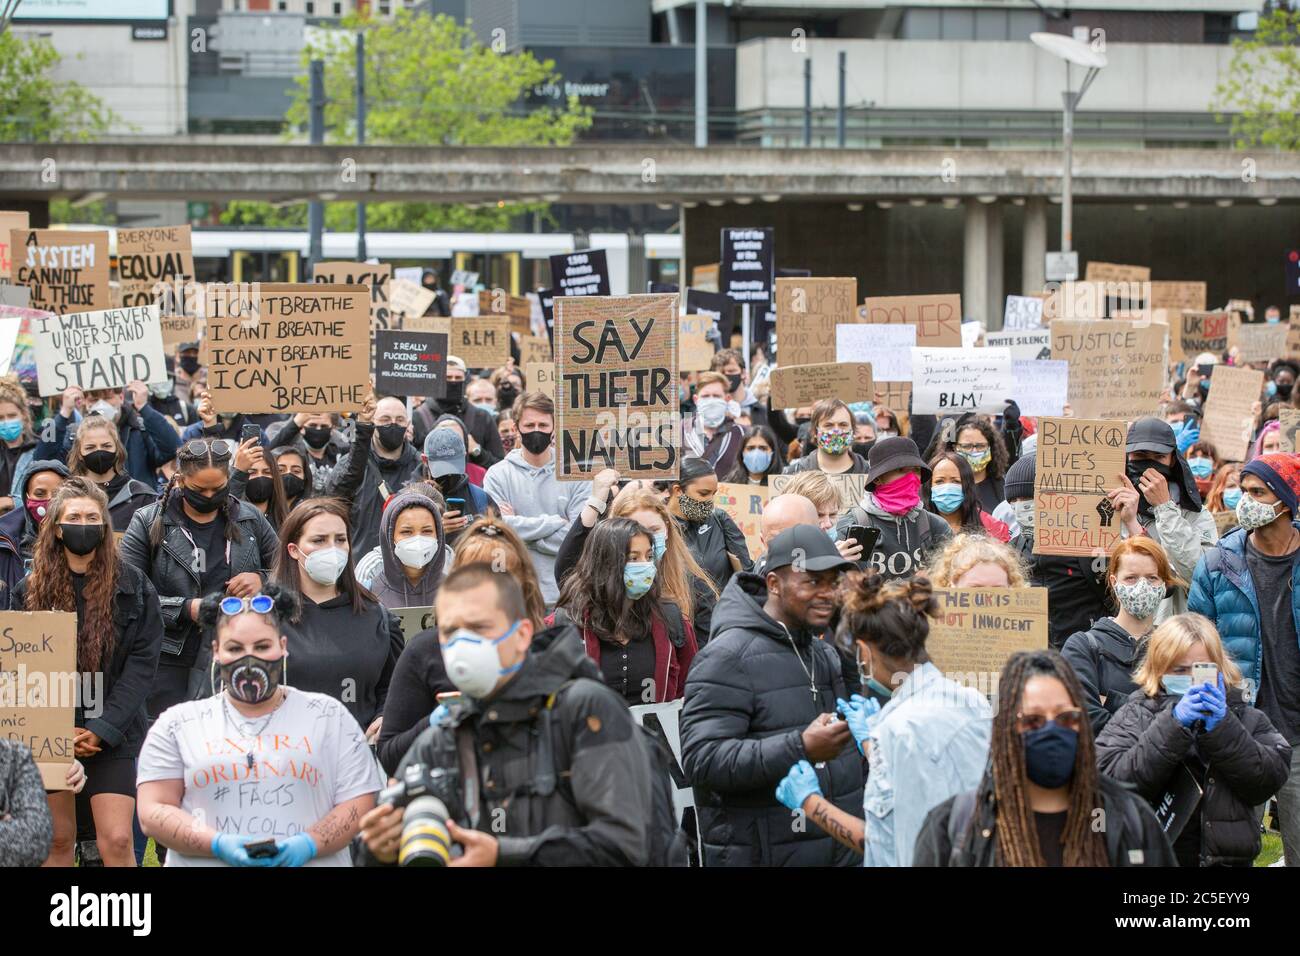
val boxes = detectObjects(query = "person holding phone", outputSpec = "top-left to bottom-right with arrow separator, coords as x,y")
1096,614 -> 1291,867
228,435 -> 291,532
423,426 -> 494,545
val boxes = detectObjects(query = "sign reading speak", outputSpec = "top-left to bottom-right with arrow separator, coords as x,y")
926,588 -> 1049,687
554,294 -> 679,480
911,347 -> 1012,414
204,284 -> 369,413
31,304 -> 168,396
11,229 -> 110,315
1201,365 -> 1264,462
769,362 -> 873,409
774,277 -> 857,366
549,250 -> 611,298
0,611 -> 77,790
374,329 -> 447,399
859,293 -> 962,348
1034,417 -> 1127,558
719,228 -> 774,304
1049,320 -> 1166,422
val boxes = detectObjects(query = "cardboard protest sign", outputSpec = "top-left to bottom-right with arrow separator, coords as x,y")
679,315 -> 714,372
927,588 -> 1049,686
715,482 -> 768,563
374,329 -> 447,399
770,472 -> 867,515
1287,306 -> 1300,359
1033,417 -> 1127,558
985,328 -> 1051,361
691,262 -> 720,293
719,228 -> 774,305
1229,319 -> 1289,365
0,611 -> 77,789
451,315 -> 509,368
1279,407 -> 1300,454
31,304 -> 167,396
0,211 -> 30,284
478,289 -> 532,335
313,261 -> 392,331
554,294 -> 678,480
1148,281 -> 1206,313
835,323 -> 915,381
1084,262 -> 1150,284
1049,320 -> 1166,422
388,277 -> 436,328
911,347 -> 1012,415
1201,364 -> 1264,462
117,226 -> 193,308
774,277 -> 857,366
550,250 -> 611,298
11,229 -> 110,315
1178,311 -> 1230,362
859,293 -> 961,348
0,285 -> 29,308
1003,294 -> 1044,330
876,381 -> 913,416
769,362 -> 874,410
402,314 -> 451,335
203,284 -> 369,413
525,361 -> 556,397
1011,359 -> 1068,418
519,335 -> 551,368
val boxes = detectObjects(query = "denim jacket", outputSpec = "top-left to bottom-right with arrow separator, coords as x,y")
862,662 -> 992,867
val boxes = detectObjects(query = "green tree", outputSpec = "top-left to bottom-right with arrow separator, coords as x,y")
0,30 -> 118,142
1213,5 -> 1300,150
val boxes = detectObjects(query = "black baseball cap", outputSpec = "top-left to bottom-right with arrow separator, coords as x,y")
764,525 -> 855,575
1126,417 -> 1176,455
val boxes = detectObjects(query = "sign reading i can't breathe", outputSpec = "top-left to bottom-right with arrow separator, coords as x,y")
374,329 -> 447,399
719,228 -> 774,304
31,304 -> 168,396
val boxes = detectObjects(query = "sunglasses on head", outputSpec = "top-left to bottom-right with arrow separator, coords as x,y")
181,439 -> 233,461
220,594 -> 274,616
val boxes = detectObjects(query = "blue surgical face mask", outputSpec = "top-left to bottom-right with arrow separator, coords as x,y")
1266,381 -> 1278,399
624,560 -> 657,600
826,526 -> 838,543
1267,315 -> 1281,325
930,484 -> 965,514
1161,674 -> 1192,696
651,531 -> 667,563
471,401 -> 498,419
0,419 -> 22,442
1223,487 -> 1243,509
857,644 -> 893,700
1188,457 -> 1213,480
742,448 -> 772,475
1021,723 -> 1078,788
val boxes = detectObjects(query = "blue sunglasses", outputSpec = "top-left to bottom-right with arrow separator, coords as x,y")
220,594 -> 274,616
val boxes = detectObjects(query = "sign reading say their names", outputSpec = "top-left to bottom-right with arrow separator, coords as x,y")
769,362 -> 873,409
554,294 -> 679,480
0,611 -> 77,789
774,276 -> 856,365
859,293 -> 961,348
204,284 -> 369,413
1201,364 -> 1264,462
911,347 -> 1012,414
373,329 -> 447,399
1034,417 -> 1127,558
32,304 -> 168,396
926,588 -> 1049,686
12,229 -> 110,315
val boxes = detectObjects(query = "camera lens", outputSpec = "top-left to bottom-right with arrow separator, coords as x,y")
399,796 -> 453,867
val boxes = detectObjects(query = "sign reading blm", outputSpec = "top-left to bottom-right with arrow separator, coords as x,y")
555,294 -> 678,481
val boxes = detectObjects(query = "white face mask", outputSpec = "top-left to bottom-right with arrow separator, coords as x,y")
302,546 -> 348,586
394,535 -> 437,570
1011,499 -> 1035,531
696,397 -> 728,429
441,621 -> 523,699
90,400 -> 119,424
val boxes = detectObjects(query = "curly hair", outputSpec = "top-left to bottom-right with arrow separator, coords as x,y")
24,478 -> 118,673
835,570 -> 938,663
926,533 -> 1028,588
927,415 -> 1009,483
556,517 -> 658,646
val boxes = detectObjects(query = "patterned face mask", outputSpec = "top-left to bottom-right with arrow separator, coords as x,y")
678,493 -> 714,523
1237,492 -> 1283,531
818,430 -> 851,455
624,561 -> 657,600
960,448 -> 992,471
1113,578 -> 1164,621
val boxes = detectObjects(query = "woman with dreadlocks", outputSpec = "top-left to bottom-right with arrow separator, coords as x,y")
774,572 -> 991,866
15,478 -> 163,866
913,649 -> 1176,867
120,438 -> 279,718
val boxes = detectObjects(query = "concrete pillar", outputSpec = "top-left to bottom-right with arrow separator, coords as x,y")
986,202 -> 1004,331
1022,196 -> 1047,294
963,199 -> 989,326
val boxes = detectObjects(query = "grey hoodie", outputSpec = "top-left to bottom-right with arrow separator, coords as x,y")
834,492 -> 952,581
370,490 -> 447,609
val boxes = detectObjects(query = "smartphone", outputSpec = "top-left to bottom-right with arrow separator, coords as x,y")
846,525 -> 881,557
244,838 -> 279,859
1197,363 -> 1214,379
240,423 -> 260,444
446,497 -> 465,511
1192,662 -> 1218,689
435,691 -> 462,705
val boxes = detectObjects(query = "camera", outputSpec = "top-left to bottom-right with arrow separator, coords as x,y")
379,764 -> 464,867
379,762 -> 461,815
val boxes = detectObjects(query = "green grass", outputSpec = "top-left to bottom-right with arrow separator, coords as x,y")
143,838 -> 160,867
1255,832 -> 1283,867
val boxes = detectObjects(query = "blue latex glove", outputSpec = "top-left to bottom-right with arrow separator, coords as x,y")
1199,673 -> 1228,732
210,833 -> 275,867
1173,687 -> 1205,728
430,703 -> 450,727
775,759 -> 823,812
268,833 -> 318,867
836,695 -> 881,755
1176,419 -> 1200,455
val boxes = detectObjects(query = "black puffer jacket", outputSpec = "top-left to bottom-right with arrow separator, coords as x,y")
1096,690 -> 1292,867
1013,531 -> 1112,649
327,420 -> 423,558
1061,617 -> 1146,734
681,573 -> 864,867
368,623 -> 656,866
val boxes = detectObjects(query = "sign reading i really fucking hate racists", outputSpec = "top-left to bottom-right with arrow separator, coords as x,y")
374,329 -> 447,399
555,294 -> 678,481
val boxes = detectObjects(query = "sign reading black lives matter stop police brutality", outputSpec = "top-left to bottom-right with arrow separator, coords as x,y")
204,283 -> 370,414
1034,417 -> 1127,558
31,304 -> 168,396
719,228 -> 774,304
555,294 -> 678,481
374,329 -> 447,399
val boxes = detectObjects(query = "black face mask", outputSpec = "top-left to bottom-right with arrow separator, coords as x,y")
439,381 -> 464,406
280,473 -> 305,500
1277,382 -> 1294,401
219,654 -> 284,705
179,355 -> 200,376
852,440 -> 874,461
184,485 -> 228,514
520,430 -> 552,454
1126,459 -> 1180,514
497,385 -> 519,410
59,523 -> 103,557
376,423 -> 407,452
244,476 -> 274,504
83,449 -> 116,476
303,425 -> 331,449
727,373 -> 743,394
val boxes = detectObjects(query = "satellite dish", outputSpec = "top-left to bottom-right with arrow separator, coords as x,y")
1031,32 -> 1108,69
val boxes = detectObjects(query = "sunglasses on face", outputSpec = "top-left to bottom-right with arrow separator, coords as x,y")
1015,709 -> 1084,734
220,594 -> 274,616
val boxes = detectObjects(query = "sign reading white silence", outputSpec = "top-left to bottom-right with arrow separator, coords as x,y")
835,323 -> 916,381
1011,359 -> 1068,417
911,347 -> 1012,414
31,303 -> 167,396
985,328 -> 1051,361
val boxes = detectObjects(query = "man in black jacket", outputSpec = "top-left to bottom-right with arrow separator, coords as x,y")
358,564 -> 656,866
681,525 -> 864,866
328,395 -> 423,557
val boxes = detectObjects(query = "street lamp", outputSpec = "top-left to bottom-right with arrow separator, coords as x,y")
1031,32 -> 1107,255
